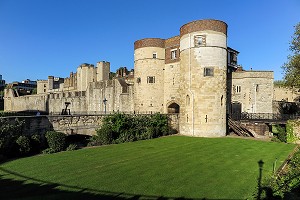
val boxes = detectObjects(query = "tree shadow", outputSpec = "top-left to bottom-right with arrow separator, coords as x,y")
0,167 -> 205,200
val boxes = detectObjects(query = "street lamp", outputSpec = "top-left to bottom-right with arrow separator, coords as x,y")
103,98 -> 107,114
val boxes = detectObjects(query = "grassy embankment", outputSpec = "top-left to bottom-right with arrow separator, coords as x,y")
0,136 -> 296,199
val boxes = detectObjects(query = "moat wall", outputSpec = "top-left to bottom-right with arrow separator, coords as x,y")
2,114 -> 179,136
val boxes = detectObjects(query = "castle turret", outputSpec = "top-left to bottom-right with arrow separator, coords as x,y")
179,19 -> 228,136
77,63 -> 96,91
96,61 -> 110,81
134,38 -> 165,113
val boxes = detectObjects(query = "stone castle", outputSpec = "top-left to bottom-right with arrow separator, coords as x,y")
4,19 -> 275,137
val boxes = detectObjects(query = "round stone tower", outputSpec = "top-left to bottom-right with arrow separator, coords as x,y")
179,19 -> 228,137
134,38 -> 165,113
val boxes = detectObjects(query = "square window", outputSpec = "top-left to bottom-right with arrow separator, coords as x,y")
194,35 -> 206,47
147,76 -> 155,83
153,53 -> 157,59
171,49 -> 177,59
204,67 -> 214,77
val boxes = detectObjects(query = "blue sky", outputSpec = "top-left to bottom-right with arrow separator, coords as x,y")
0,0 -> 299,83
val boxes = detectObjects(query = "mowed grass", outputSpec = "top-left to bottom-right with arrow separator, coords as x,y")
0,136 -> 296,199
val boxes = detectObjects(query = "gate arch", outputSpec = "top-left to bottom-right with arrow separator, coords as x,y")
167,102 -> 180,114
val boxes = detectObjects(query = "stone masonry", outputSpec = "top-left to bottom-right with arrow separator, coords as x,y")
4,19 -> 274,137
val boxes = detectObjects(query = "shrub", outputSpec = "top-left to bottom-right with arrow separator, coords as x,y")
90,113 -> 172,146
272,124 -> 287,143
42,148 -> 56,154
0,118 -> 25,157
271,137 -> 282,143
286,120 -> 299,143
45,131 -> 66,153
264,151 -> 300,198
30,134 -> 43,153
16,136 -> 31,155
66,144 -> 78,151
92,125 -> 113,145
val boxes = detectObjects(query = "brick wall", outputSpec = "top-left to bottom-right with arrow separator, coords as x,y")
134,38 -> 165,50
180,19 -> 227,36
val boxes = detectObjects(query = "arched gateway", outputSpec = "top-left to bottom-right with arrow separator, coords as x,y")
167,103 -> 180,114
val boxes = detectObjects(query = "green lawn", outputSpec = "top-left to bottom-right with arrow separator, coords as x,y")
0,136 -> 296,199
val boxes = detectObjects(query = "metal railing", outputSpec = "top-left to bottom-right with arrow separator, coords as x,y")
239,113 -> 300,121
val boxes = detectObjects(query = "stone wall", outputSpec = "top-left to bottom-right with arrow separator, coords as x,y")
134,45 -> 165,113
241,121 -> 270,136
231,71 -> 273,113
5,78 -> 134,114
1,114 -> 179,136
4,89 -> 48,112
179,27 -> 227,137
273,86 -> 300,102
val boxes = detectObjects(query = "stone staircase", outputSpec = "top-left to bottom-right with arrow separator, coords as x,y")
228,117 -> 257,137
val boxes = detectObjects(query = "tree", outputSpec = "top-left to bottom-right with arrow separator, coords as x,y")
282,22 -> 300,87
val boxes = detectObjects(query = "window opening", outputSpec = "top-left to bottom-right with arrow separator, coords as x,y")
186,95 -> 190,106
221,95 -> 223,106
147,76 -> 155,83
204,67 -> 214,77
236,86 -> 241,93
153,52 -> 157,59
171,49 -> 177,59
194,35 -> 206,47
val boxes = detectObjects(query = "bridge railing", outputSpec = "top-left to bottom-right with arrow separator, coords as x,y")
49,111 -> 168,116
240,113 -> 300,121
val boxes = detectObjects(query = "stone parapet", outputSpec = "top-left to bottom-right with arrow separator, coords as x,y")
134,38 -> 165,50
180,19 -> 227,36
232,71 -> 273,79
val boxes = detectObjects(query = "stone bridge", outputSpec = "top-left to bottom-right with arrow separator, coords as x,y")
2,114 -> 179,136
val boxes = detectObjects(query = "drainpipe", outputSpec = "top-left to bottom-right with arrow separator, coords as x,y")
188,33 -> 195,136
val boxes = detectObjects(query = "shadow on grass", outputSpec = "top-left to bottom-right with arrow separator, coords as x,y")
0,167 -> 207,200
256,159 -> 300,200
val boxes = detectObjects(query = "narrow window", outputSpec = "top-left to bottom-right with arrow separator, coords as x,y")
236,86 -> 241,93
172,77 -> 175,85
256,84 -> 259,92
171,49 -> 177,59
147,76 -> 155,83
187,114 -> 189,122
204,67 -> 214,77
153,52 -> 157,59
186,95 -> 190,106
221,95 -> 223,106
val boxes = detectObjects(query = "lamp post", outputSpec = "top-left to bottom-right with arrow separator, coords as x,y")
257,160 -> 264,200
103,98 -> 107,114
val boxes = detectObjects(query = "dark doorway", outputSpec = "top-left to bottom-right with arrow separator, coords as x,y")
168,103 -> 180,113
231,102 -> 242,120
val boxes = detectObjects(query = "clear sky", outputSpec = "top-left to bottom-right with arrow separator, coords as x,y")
0,0 -> 299,83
